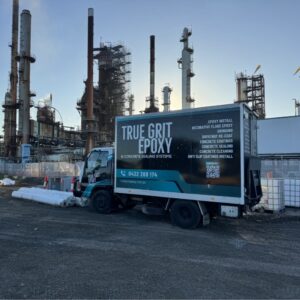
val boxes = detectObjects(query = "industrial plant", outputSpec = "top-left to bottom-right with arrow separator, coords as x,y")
1,1 -> 84,161
0,0 -> 288,167
2,2 -> 134,160
1,1 -> 202,161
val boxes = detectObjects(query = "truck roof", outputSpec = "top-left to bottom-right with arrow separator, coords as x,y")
116,103 -> 248,122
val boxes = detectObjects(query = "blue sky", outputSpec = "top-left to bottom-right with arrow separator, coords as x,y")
1,0 -> 300,133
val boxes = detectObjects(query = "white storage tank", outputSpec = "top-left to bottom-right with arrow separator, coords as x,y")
259,179 -> 285,212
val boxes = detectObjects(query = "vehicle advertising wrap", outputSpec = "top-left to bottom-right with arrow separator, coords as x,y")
116,106 -> 242,198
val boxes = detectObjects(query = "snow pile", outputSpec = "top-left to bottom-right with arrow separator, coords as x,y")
12,187 -> 85,207
0,178 -> 16,186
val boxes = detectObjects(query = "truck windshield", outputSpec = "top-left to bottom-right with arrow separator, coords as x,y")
87,150 -> 109,170
83,150 -> 112,182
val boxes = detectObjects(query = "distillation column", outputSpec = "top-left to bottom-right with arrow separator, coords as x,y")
3,0 -> 19,157
127,94 -> 134,115
162,85 -> 172,112
178,27 -> 195,109
18,9 -> 35,144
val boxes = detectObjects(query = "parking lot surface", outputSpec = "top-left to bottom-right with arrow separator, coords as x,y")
1,186 -> 300,299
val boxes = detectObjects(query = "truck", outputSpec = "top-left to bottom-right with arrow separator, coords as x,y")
73,103 -> 262,229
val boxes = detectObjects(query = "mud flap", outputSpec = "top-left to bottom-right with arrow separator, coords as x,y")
197,201 -> 210,226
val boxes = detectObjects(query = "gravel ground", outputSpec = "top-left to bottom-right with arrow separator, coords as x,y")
0,186 -> 300,299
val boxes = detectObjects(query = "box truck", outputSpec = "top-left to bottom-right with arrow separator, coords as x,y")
74,103 -> 262,228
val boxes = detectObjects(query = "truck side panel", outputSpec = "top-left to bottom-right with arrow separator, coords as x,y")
115,105 -> 244,205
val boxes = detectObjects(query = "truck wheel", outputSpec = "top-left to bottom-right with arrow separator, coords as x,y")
91,190 -> 113,214
170,200 -> 201,229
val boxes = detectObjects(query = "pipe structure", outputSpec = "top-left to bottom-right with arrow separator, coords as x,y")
18,9 -> 35,145
85,8 -> 95,154
145,35 -> 159,113
178,27 -> 195,109
3,0 -> 19,157
162,85 -> 172,112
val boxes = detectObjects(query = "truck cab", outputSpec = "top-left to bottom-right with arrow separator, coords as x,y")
74,147 -> 114,197
74,147 -> 137,213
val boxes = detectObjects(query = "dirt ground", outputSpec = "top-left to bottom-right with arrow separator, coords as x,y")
0,184 -> 300,299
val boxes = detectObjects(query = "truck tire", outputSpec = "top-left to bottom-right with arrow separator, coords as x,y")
170,200 -> 201,229
91,190 -> 113,214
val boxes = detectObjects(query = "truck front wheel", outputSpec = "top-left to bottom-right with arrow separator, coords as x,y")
170,200 -> 201,229
91,190 -> 113,214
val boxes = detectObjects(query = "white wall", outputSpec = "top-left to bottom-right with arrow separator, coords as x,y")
258,116 -> 300,155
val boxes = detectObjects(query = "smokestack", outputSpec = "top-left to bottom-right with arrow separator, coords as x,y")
3,0 -> 19,157
18,9 -> 35,145
150,35 -> 155,102
145,35 -> 158,113
85,8 -> 94,154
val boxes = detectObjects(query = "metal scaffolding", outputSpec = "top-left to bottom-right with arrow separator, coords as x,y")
77,42 -> 131,146
235,73 -> 266,119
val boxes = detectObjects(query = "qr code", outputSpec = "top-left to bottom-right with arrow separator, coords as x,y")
206,162 -> 220,178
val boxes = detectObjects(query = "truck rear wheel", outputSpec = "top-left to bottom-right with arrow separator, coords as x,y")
170,200 -> 201,229
91,190 -> 113,214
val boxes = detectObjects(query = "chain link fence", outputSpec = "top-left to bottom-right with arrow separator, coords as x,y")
1,156 -> 300,209
0,160 -> 83,178
261,159 -> 300,179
